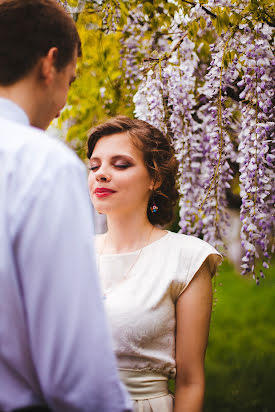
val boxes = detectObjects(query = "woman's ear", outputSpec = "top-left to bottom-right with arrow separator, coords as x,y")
149,161 -> 162,191
150,176 -> 162,191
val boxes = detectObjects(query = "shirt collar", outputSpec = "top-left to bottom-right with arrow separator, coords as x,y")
0,98 -> 30,126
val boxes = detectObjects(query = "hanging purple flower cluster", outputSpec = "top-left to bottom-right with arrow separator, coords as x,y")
196,34 -> 241,250
166,39 -> 204,237
132,2 -> 275,280
120,4 -> 169,99
102,1 -> 121,33
120,4 -> 149,89
65,0 -> 274,281
134,66 -> 167,134
236,23 -> 275,281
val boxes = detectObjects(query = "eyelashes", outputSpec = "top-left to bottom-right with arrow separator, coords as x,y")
115,164 -> 131,169
88,164 -> 132,171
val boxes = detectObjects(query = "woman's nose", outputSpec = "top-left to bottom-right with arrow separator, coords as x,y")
95,168 -> 110,182
97,175 -> 107,182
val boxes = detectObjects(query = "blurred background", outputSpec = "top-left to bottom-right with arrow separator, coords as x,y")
53,1 -> 275,410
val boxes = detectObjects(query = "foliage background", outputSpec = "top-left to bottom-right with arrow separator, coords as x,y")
204,261 -> 274,411
58,0 -> 274,155
57,0 -> 274,283
55,2 -> 275,409
166,260 -> 275,411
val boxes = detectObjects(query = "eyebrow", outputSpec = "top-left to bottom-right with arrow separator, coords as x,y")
89,155 -> 134,162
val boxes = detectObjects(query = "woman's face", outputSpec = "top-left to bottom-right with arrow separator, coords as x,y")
88,132 -> 154,217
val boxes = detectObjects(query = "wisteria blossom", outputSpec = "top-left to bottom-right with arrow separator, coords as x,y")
120,4 -> 169,97
132,3 -> 274,281
166,40 -> 203,237
58,0 -> 274,282
236,25 -> 275,280
134,67 -> 167,134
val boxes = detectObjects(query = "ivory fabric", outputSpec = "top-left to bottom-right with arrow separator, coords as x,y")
131,395 -> 174,412
118,369 -> 169,400
96,230 -> 222,409
118,370 -> 174,412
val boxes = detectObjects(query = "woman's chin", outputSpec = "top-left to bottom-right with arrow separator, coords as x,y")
94,206 -> 106,215
94,204 -> 110,215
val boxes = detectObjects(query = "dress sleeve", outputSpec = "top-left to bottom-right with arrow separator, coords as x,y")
171,235 -> 222,301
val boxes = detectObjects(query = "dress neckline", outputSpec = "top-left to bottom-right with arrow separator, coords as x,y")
97,230 -> 170,257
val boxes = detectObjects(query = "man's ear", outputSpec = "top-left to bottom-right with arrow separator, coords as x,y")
39,47 -> 58,85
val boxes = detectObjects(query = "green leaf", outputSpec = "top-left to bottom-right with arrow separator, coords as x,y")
200,16 -> 206,30
213,16 -> 223,36
66,0 -> 79,7
230,12 -> 242,25
242,5 -> 252,14
199,42 -> 210,59
222,11 -> 230,28
143,2 -> 154,15
167,3 -> 178,14
188,20 -> 200,38
223,50 -> 236,68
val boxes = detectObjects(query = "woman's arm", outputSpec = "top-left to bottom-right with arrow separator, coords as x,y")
174,259 -> 213,412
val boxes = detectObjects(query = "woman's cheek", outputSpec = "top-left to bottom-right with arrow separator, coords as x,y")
88,175 -> 94,195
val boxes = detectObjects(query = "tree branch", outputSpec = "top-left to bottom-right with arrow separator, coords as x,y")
181,0 -> 217,19
143,32 -> 189,64
262,10 -> 275,27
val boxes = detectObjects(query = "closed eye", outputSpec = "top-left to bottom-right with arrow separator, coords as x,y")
114,164 -> 131,169
88,166 -> 99,171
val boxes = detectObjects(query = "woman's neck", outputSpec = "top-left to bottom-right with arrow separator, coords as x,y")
104,215 -> 154,254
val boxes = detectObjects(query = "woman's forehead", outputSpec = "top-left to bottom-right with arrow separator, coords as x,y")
92,132 -> 143,157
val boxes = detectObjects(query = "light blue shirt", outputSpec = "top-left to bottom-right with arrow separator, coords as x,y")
0,98 -> 132,412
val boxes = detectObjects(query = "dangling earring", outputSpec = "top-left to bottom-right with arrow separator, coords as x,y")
150,194 -> 158,213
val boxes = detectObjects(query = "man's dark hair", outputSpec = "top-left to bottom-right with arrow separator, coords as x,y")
0,0 -> 82,85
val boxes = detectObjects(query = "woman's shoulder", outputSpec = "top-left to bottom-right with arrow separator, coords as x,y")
164,231 -> 222,267
165,231 -> 214,251
165,232 -> 222,293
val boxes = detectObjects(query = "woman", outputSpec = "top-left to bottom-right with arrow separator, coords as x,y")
87,116 -> 222,412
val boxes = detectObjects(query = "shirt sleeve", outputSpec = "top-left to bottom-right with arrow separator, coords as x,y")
14,158 -> 132,412
171,235 -> 222,301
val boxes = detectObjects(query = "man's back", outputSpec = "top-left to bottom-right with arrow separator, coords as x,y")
0,101 -> 132,411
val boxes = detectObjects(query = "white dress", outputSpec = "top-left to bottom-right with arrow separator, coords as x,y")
96,231 -> 222,412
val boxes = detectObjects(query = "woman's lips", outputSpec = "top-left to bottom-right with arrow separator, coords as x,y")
94,188 -> 116,198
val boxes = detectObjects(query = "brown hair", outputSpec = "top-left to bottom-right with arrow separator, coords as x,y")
87,116 -> 179,226
0,0 -> 81,86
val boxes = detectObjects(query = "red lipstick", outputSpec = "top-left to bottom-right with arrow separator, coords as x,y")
94,188 -> 116,198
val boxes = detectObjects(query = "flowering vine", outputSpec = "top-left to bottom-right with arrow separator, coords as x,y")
59,0 -> 275,282
236,24 -> 274,281
132,2 -> 274,280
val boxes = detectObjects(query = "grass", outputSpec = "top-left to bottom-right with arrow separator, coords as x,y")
204,260 -> 275,412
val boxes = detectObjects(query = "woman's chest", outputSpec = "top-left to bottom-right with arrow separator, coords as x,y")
98,254 -> 177,347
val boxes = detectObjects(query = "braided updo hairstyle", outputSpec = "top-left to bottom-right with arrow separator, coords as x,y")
87,116 -> 179,226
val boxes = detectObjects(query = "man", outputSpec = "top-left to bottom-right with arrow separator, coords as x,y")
0,1 -> 132,411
